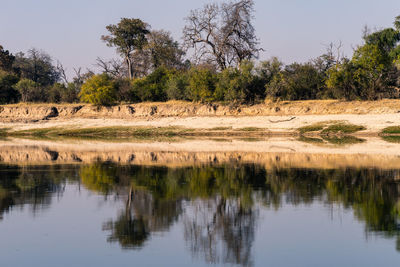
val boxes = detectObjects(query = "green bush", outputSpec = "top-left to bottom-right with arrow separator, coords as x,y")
215,61 -> 265,103
187,67 -> 217,102
79,74 -> 117,105
266,63 -> 325,100
0,70 -> 19,104
130,67 -> 170,102
14,78 -> 44,102
165,72 -> 189,100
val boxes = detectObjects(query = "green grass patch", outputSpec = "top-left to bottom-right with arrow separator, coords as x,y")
234,127 -> 264,132
210,127 -> 233,131
298,124 -> 325,134
321,123 -> 366,134
11,126 -> 195,138
381,126 -> 400,134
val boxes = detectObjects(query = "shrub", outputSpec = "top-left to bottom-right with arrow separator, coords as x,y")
79,74 -> 117,105
0,70 -> 19,104
131,67 -> 170,102
266,63 -> 324,100
14,78 -> 43,102
187,67 -> 217,102
215,61 -> 265,103
165,72 -> 189,100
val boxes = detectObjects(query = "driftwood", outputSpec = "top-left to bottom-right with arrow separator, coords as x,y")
268,117 -> 296,123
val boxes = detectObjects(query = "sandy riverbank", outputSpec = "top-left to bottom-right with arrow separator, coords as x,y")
1,100 -> 400,135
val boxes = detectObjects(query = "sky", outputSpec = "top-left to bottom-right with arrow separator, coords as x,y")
1,0 -> 399,78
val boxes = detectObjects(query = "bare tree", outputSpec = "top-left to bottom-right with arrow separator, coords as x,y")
56,61 -> 69,84
183,0 -> 261,70
95,57 -> 127,78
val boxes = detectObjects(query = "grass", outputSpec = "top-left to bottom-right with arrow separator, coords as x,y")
234,127 -> 264,132
298,122 -> 366,135
321,123 -> 366,134
210,127 -> 233,131
4,126 -> 270,139
381,126 -> 400,134
10,126 -> 195,138
298,124 -> 325,134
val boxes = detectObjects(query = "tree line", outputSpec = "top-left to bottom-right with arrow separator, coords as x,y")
1,0 -> 400,105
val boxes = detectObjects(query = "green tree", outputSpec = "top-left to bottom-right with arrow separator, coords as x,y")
13,48 -> 60,86
14,78 -> 43,102
79,74 -> 117,105
187,66 -> 217,102
215,61 -> 265,103
0,45 -> 15,72
130,67 -> 171,102
102,18 -> 150,79
326,17 -> 400,100
266,62 -> 324,100
165,71 -> 189,100
0,70 -> 19,104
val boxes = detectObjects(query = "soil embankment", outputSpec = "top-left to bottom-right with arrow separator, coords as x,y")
1,100 -> 400,136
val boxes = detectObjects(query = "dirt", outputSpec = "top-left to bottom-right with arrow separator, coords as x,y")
1,100 -> 400,134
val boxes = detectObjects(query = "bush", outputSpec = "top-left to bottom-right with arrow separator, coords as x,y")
79,74 -> 117,105
130,67 -> 170,102
165,72 -> 189,100
0,70 -> 19,104
266,63 -> 324,100
14,78 -> 43,102
187,67 -> 217,102
215,61 -> 265,103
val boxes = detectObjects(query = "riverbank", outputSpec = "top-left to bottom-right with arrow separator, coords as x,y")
1,100 -> 400,137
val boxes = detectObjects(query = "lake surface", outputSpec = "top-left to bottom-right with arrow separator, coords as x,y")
0,161 -> 400,267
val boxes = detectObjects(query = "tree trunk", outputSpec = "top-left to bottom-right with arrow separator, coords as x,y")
126,56 -> 133,79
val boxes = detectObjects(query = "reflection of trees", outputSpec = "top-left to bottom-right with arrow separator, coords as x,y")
264,168 -> 400,251
94,165 -> 264,266
0,166 -> 77,220
184,197 -> 256,266
1,162 -> 400,261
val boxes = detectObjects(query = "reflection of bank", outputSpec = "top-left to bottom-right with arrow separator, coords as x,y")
2,138 -> 400,170
1,162 -> 400,265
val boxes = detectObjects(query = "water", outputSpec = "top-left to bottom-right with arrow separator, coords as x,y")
0,163 -> 399,267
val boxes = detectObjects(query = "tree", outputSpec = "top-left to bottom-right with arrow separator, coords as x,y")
129,30 -> 186,76
14,78 -> 43,102
0,45 -> 15,72
14,48 -> 60,86
187,66 -> 217,102
183,0 -> 261,70
102,18 -> 150,79
266,63 -> 325,100
147,30 -> 185,70
326,17 -> 400,100
0,70 -> 19,104
79,74 -> 117,106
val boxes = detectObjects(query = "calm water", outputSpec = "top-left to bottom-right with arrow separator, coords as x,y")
0,163 -> 400,267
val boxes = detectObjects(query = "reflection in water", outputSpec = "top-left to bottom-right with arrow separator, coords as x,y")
0,163 -> 400,266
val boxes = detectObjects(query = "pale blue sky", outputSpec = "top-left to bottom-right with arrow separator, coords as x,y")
1,0 -> 399,77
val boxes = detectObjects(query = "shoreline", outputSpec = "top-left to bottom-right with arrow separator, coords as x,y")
2,100 -> 400,137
